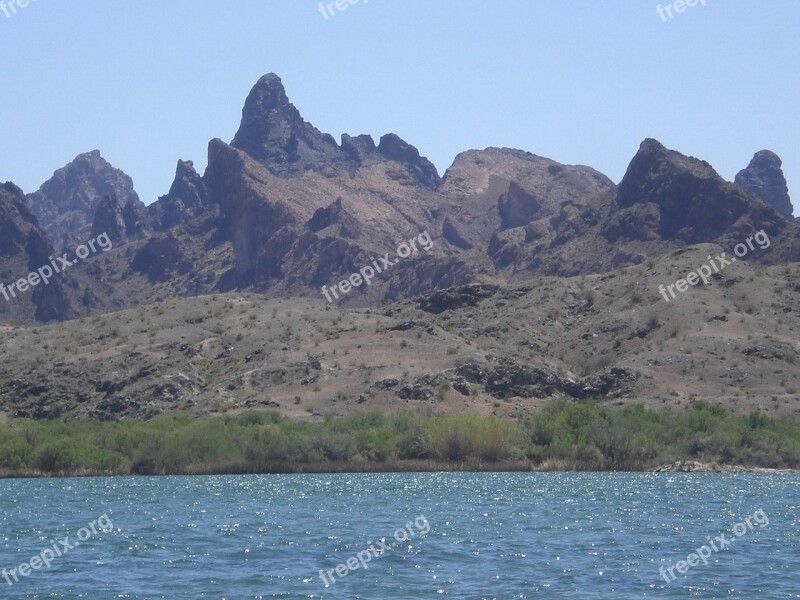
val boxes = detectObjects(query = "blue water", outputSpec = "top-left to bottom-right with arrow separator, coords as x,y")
0,473 -> 798,598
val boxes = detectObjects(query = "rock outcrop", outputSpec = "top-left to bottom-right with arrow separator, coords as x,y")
148,160 -> 208,231
307,197 -> 361,239
615,139 -> 787,243
130,234 -> 191,283
205,138 -> 300,285
27,150 -> 142,244
90,194 -> 151,244
0,182 -> 73,322
340,133 -> 378,165
231,73 -> 347,176
454,358 -> 637,401
653,460 -> 794,473
230,74 -> 442,192
376,133 -> 440,189
418,284 -> 500,314
442,217 -> 472,249
735,150 -> 793,218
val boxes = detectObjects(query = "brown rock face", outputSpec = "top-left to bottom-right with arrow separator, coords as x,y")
0,182 -> 73,322
203,136 -> 463,301
308,198 -> 361,239
131,235 -> 191,283
27,150 -> 142,244
735,150 -> 793,218
205,139 -> 300,284
376,134 -> 440,189
148,160 -> 208,231
90,194 -> 151,244
616,139 -> 787,243
439,147 -> 615,245
231,73 -> 347,176
442,217 -> 472,250
498,181 -> 542,230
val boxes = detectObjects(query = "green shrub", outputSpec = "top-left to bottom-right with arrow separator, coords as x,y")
0,400 -> 799,475
0,438 -> 34,471
424,414 -> 522,462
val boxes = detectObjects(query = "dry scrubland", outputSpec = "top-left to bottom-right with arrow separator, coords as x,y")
1,242 -> 799,423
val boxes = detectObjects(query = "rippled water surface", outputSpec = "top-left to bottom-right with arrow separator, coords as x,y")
0,473 -> 798,598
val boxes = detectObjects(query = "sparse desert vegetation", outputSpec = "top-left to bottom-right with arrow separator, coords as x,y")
2,250 -> 800,425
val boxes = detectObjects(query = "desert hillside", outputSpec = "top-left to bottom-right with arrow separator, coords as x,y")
1,74 -> 798,423
2,240 -> 798,422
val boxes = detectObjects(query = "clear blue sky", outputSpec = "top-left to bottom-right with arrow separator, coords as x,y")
1,1 -> 798,212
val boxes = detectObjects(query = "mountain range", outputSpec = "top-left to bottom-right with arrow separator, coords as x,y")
1,73 -> 798,422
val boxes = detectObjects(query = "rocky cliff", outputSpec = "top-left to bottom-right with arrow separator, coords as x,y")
735,150 -> 793,218
148,160 -> 209,231
0,183 -> 73,322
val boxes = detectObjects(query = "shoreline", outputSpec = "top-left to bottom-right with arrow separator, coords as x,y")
651,459 -> 798,474
2,460 -> 798,480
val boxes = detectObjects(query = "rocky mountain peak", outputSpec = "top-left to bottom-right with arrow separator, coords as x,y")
615,138 -> 787,243
230,73 -> 344,175
735,150 -> 793,218
340,133 -> 377,165
230,75 -> 442,189
169,160 -> 206,204
148,160 -> 208,231
617,138 -> 713,205
27,150 -> 141,245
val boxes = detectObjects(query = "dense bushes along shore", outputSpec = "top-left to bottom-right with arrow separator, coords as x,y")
1,400 -> 798,477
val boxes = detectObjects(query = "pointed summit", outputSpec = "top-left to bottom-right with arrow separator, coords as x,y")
148,160 -> 208,231
27,150 -> 142,244
228,74 -> 443,188
616,139 -> 786,243
735,150 -> 793,218
231,73 -> 344,175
